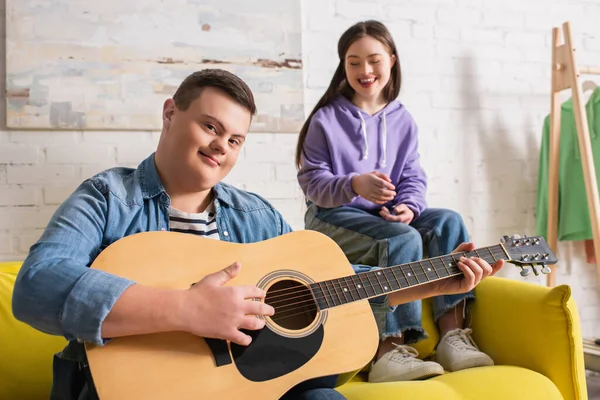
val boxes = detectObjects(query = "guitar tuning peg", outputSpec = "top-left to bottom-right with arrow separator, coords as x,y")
510,234 -> 521,239
501,235 -> 510,244
520,267 -> 531,277
530,264 -> 540,276
541,266 -> 551,274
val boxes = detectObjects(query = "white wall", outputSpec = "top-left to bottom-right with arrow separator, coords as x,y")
0,0 -> 598,338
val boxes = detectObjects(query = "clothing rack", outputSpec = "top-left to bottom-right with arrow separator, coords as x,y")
546,21 -> 600,287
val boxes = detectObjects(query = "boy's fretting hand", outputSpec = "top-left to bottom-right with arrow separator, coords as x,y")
431,242 -> 504,295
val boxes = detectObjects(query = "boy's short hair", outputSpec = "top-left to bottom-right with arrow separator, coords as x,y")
173,69 -> 256,115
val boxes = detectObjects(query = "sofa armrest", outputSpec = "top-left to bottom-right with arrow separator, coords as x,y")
1,262 -> 68,400
470,276 -> 587,400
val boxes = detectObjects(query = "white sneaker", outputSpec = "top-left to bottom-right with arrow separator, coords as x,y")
435,328 -> 494,372
368,344 -> 444,383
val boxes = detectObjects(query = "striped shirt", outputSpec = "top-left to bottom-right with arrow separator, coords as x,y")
169,202 -> 220,240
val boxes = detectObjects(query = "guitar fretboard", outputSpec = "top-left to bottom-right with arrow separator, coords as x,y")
309,245 -> 507,310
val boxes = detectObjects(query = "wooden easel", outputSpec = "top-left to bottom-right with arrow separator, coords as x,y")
547,21 -> 600,287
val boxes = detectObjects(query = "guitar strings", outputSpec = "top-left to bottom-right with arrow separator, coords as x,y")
249,246 -> 540,323
264,250 -> 505,306
263,267 -> 451,306
264,248 -> 507,314
267,267 -> 475,323
264,269 -> 462,323
263,257 -> 507,312
261,248 -> 505,300
266,267 -> 466,315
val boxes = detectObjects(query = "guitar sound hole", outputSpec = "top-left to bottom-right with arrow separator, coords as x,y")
265,279 -> 317,330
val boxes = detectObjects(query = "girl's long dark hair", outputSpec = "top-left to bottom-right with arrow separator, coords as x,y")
295,20 -> 402,168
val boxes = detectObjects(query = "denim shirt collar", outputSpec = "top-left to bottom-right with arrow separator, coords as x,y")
212,182 -> 234,207
137,152 -> 233,207
138,153 -> 167,200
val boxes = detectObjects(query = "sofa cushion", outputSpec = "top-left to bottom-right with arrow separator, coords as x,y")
470,277 -> 586,400
0,262 -> 67,400
338,365 -> 563,400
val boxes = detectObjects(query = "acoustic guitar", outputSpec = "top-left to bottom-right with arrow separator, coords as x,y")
84,230 -> 556,399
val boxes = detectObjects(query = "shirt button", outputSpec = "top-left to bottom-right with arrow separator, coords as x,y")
160,227 -> 166,231
223,231 -> 229,237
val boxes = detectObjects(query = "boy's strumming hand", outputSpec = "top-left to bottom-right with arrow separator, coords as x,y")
181,262 -> 274,346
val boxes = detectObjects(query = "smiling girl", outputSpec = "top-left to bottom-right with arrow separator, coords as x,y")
295,20 -> 493,383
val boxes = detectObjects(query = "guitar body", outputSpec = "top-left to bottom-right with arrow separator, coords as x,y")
85,230 -> 379,399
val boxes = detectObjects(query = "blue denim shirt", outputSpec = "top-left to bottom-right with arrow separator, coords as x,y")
11,154 -> 293,392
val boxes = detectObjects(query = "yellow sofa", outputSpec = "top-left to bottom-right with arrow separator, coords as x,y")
1,262 -> 588,399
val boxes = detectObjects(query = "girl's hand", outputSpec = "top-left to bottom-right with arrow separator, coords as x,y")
380,204 -> 414,224
351,172 -> 396,204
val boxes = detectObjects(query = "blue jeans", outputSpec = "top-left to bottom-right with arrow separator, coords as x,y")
281,389 -> 345,400
281,376 -> 346,400
305,204 -> 474,343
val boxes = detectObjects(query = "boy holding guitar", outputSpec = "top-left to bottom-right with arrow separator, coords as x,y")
12,69 -> 503,400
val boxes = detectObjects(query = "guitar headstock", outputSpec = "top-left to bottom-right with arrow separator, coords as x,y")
501,234 -> 558,277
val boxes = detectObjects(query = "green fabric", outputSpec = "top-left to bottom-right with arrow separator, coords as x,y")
536,87 -> 600,241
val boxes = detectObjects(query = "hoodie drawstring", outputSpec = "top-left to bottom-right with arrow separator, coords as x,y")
380,112 -> 387,168
357,110 -> 387,168
358,112 -> 368,160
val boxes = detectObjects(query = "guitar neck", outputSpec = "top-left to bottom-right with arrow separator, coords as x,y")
309,245 -> 509,310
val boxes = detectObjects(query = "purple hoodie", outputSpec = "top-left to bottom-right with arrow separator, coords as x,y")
297,95 -> 428,217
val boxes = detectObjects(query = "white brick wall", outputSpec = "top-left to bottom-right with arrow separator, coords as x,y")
1,0 -> 599,337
